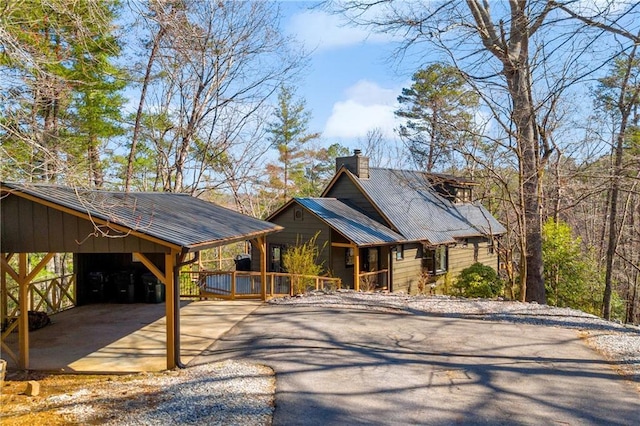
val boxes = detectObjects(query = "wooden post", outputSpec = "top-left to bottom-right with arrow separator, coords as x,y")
18,253 -> 28,369
231,271 -> 236,300
252,237 -> 267,301
270,274 -> 274,297
1,254 -> 9,332
165,251 -> 176,370
354,246 -> 360,292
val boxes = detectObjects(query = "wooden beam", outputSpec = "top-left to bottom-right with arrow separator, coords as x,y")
164,251 -> 176,370
18,253 -> 29,369
1,256 -> 20,283
134,252 -> 166,282
331,242 -> 355,248
25,252 -> 55,283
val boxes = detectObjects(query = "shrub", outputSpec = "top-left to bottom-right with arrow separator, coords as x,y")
282,232 -> 325,294
453,263 -> 503,298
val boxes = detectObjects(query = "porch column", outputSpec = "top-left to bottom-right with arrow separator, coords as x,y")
1,254 -> 9,337
250,237 -> 268,301
14,252 -> 54,369
18,253 -> 28,369
165,251 -> 176,370
354,247 -> 360,292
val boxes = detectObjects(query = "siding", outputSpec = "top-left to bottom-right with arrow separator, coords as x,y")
1,195 -> 169,253
324,174 -> 387,225
390,239 -> 498,294
255,203 -> 331,273
331,246 -> 354,288
447,237 -> 498,279
391,243 -> 423,294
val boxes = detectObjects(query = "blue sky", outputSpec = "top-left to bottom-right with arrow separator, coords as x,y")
279,2 -> 418,151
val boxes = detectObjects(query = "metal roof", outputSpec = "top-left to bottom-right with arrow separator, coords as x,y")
350,168 -> 506,245
295,198 -> 405,246
2,182 -> 282,252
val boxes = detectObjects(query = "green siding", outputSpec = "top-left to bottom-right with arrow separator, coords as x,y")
331,246 -> 354,288
391,243 -> 423,294
1,195 -> 169,253
261,203 -> 332,273
448,238 -> 498,279
325,174 -> 387,224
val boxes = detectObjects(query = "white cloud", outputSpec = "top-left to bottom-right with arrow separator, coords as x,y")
288,10 -> 393,51
323,80 -> 401,139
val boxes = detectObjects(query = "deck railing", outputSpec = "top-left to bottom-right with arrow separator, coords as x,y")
180,270 -> 342,300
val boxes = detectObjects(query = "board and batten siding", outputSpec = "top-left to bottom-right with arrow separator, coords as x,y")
258,203 -> 332,273
1,194 -> 169,253
324,175 -> 387,225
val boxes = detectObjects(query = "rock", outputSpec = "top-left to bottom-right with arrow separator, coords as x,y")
25,380 -> 40,396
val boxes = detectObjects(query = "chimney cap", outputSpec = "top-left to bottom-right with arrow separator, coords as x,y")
353,149 -> 362,156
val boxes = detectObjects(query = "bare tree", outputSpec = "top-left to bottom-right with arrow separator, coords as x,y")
126,1 -> 306,194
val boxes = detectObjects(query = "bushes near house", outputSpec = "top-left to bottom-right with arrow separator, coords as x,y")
453,263 -> 503,298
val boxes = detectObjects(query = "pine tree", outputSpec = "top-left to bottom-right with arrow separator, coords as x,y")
267,86 -> 320,201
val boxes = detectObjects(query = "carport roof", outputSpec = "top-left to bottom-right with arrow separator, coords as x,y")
2,182 -> 282,252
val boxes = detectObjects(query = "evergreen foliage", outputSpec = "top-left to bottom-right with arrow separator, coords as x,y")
267,86 -> 321,200
395,63 -> 478,172
453,263 -> 503,298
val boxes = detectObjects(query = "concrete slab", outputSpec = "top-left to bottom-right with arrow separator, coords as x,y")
2,300 -> 261,373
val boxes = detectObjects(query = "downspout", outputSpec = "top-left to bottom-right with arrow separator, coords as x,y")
173,250 -> 200,368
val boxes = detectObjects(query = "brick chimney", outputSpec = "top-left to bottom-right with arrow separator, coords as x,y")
335,149 -> 369,179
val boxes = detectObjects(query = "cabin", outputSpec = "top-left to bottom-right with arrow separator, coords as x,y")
260,150 -> 506,294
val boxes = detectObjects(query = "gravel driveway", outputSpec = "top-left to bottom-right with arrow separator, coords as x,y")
193,293 -> 640,426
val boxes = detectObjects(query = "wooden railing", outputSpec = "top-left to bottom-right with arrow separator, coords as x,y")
180,270 -> 342,300
2,273 -> 76,324
1,273 -> 76,365
358,269 -> 388,292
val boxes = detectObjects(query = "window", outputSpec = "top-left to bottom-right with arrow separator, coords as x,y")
423,246 -> 448,275
395,245 -> 404,261
455,188 -> 472,203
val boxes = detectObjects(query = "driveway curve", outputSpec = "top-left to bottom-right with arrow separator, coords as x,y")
192,304 -> 640,425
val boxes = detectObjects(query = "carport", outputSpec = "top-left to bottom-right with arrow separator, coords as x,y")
0,182 -> 282,371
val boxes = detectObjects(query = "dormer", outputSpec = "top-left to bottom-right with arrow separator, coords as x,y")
427,173 -> 476,203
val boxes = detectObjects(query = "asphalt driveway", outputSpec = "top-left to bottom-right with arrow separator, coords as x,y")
192,304 -> 640,425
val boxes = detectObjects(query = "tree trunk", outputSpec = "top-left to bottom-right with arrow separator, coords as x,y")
88,135 -> 103,188
504,62 -> 546,303
603,127 -> 625,319
125,27 -> 164,193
